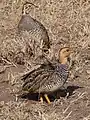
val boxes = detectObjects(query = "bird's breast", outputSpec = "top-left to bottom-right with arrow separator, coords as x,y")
55,64 -> 69,83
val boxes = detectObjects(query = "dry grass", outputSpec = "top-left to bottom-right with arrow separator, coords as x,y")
0,0 -> 90,120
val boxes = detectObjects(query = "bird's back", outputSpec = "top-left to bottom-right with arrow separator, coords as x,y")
21,62 -> 69,94
18,14 -> 50,50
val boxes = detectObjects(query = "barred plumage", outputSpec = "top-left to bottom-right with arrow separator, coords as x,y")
22,63 -> 68,93
20,47 -> 72,103
18,14 -> 50,52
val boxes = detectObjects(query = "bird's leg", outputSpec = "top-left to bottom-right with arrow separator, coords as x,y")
65,92 -> 70,99
38,93 -> 43,103
40,96 -> 43,103
44,94 -> 51,104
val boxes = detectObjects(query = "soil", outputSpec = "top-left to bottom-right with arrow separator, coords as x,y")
0,0 -> 90,120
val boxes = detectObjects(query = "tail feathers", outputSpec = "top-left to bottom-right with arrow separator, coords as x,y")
21,65 -> 41,81
22,68 -> 48,91
21,69 -> 36,81
21,62 -> 54,81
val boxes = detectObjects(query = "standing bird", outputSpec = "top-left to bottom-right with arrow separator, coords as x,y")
21,47 -> 72,104
17,2 -> 50,60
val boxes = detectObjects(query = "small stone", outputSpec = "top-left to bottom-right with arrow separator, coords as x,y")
0,66 -> 6,73
0,101 -> 4,106
86,70 -> 90,74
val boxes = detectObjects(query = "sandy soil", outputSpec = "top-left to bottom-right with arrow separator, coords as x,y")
0,0 -> 90,120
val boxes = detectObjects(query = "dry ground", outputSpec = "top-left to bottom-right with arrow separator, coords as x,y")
0,0 -> 90,120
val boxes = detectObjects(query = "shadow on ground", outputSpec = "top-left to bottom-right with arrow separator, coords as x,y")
20,85 -> 82,102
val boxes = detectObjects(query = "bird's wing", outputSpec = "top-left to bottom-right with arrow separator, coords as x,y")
21,62 -> 56,92
21,61 -> 68,93
35,64 -> 69,92
38,69 -> 67,93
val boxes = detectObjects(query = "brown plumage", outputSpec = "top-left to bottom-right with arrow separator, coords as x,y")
21,47 -> 72,104
17,2 -> 50,58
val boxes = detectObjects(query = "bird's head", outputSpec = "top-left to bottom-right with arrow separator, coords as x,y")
59,47 -> 72,64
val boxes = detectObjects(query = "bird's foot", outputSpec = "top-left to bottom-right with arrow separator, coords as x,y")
39,96 -> 44,103
44,94 -> 51,104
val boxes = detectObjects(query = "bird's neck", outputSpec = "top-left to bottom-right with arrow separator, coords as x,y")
59,56 -> 68,64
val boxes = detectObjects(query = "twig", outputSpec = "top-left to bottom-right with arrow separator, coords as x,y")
63,104 -> 71,114
70,92 -> 87,103
63,111 -> 72,120
1,57 -> 17,67
83,114 -> 90,120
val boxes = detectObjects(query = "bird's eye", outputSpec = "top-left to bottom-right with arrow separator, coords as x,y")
66,49 -> 69,52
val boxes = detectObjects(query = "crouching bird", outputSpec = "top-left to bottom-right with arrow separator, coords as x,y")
21,47 -> 72,104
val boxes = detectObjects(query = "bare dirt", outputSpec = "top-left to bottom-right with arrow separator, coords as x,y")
0,0 -> 90,120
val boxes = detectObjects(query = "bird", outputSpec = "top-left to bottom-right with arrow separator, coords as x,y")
17,2 -> 51,60
20,47 -> 72,104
